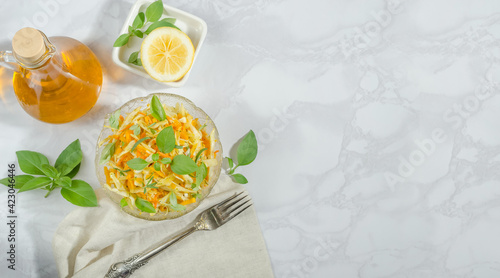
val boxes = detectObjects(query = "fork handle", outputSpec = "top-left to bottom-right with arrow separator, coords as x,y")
104,226 -> 197,278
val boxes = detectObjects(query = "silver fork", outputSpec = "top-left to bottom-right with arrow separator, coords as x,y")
104,192 -> 252,278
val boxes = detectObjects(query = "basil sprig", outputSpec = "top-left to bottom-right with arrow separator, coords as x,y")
0,139 -> 98,207
112,0 -> 181,66
225,130 -> 258,184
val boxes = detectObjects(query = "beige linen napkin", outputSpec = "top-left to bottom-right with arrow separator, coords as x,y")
52,174 -> 274,278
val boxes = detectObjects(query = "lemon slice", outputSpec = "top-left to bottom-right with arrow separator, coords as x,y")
141,27 -> 195,82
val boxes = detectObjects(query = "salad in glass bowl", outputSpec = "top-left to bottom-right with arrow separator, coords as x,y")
95,93 -> 222,220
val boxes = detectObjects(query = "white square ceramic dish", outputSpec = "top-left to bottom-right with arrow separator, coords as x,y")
112,0 -> 207,87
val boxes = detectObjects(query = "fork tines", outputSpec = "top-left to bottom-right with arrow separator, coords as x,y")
217,192 -> 252,221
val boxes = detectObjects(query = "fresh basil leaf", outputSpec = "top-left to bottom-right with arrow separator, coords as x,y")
194,148 -> 207,163
60,179 -> 98,207
128,25 -> 134,34
150,95 -> 166,121
41,164 -> 58,179
161,157 -> 171,164
226,157 -> 234,169
54,139 -> 83,176
152,153 -> 159,161
193,192 -> 202,200
99,143 -> 116,165
134,58 -> 142,66
135,197 -> 155,213
169,191 -> 178,205
113,33 -> 130,47
65,163 -> 80,178
127,158 -> 149,170
0,175 -> 35,189
131,137 -> 151,152
16,150 -> 50,175
237,130 -> 258,166
128,51 -> 140,63
17,177 -> 52,193
231,173 -> 248,184
109,110 -> 121,129
132,12 -> 145,29
170,155 -> 198,175
0,177 -> 10,187
130,124 -> 141,136
133,30 -> 144,38
193,162 -> 207,189
154,162 -> 161,171
157,126 -> 175,153
55,176 -> 72,188
145,0 -> 163,22
161,17 -> 176,24
169,204 -> 186,211
145,21 -> 180,35
168,192 -> 185,211
120,198 -> 128,208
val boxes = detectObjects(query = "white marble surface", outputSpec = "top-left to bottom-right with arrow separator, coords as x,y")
1,0 -> 500,277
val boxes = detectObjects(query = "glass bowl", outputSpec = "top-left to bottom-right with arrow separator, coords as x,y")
94,93 -> 222,220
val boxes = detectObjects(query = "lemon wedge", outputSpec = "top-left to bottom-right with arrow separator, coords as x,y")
141,27 -> 195,82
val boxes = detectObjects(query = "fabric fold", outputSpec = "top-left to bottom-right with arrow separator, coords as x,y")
52,175 -> 274,278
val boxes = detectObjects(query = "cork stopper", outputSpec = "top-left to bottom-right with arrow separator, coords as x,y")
12,27 -> 46,64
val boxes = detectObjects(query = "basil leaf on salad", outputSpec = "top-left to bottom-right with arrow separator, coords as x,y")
127,158 -> 149,170
194,148 -> 207,163
168,192 -> 185,211
131,137 -> 151,152
161,157 -> 171,164
109,110 -> 121,129
170,155 -> 198,175
120,198 -> 128,208
135,197 -> 156,213
150,95 -> 166,121
130,124 -> 141,136
193,162 -> 207,190
157,126 -> 175,154
99,143 -> 115,165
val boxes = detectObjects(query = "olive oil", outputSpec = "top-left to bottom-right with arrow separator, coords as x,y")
10,29 -> 102,124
